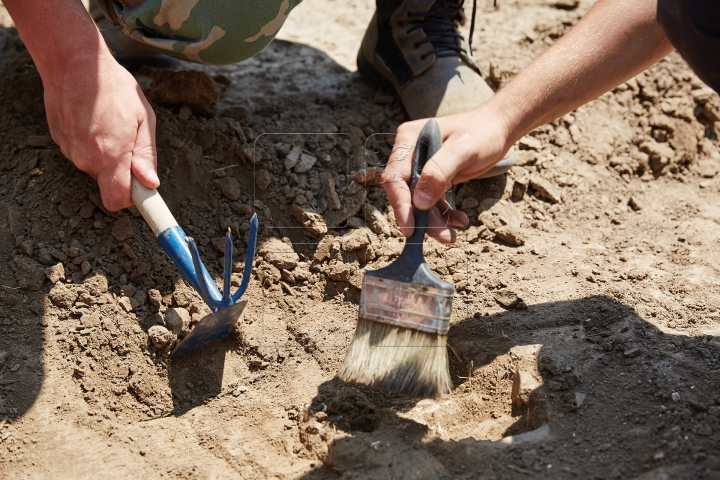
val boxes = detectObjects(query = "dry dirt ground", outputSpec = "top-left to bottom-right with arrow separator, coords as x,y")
1,0 -> 720,478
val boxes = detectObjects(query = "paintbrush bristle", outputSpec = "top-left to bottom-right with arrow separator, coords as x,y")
339,316 -> 452,398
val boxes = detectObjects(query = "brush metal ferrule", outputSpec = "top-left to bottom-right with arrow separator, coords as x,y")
360,275 -> 453,335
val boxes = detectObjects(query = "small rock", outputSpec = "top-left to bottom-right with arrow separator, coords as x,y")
574,392 -> 586,408
45,263 -> 66,283
323,176 -> 342,211
553,0 -> 579,9
49,283 -> 78,308
639,140 -> 675,173
292,203 -> 327,235
341,228 -> 374,251
257,263 -> 282,286
111,217 -> 134,242
258,238 -> 299,270
493,289 -> 527,310
231,202 -> 254,215
255,169 -> 272,191
19,240 -> 33,257
696,158 -> 720,178
118,296 -> 136,312
165,307 -> 191,333
347,217 -> 365,229
529,175 -> 562,203
148,325 -> 175,349
232,385 -> 248,396
10,255 -> 46,290
284,146 -> 301,170
0,351 -> 7,368
133,289 -> 147,306
495,225 -> 526,246
294,153 -> 317,173
148,69 -> 221,115
511,367 -> 542,409
623,346 -> 642,358
518,135 -> 542,151
671,391 -> 681,403
347,167 -> 384,186
362,203 -> 391,236
327,263 -> 357,282
628,196 -> 643,211
147,289 -> 162,309
213,177 -> 242,201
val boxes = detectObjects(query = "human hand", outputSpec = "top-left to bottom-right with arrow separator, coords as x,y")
381,105 -> 512,243
43,52 -> 159,211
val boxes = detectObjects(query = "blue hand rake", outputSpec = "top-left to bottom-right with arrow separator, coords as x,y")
131,177 -> 258,358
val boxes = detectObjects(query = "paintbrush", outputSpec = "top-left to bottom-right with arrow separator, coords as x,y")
339,119 -> 454,397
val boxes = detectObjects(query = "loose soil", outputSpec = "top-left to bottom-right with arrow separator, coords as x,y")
1,0 -> 720,478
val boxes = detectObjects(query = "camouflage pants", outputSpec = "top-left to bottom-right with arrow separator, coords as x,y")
96,0 -> 303,65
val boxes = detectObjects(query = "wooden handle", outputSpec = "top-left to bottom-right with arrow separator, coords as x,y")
131,177 -> 178,237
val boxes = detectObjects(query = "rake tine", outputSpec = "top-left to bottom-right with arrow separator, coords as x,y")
231,213 -> 258,303
223,227 -> 233,303
187,236 -> 221,311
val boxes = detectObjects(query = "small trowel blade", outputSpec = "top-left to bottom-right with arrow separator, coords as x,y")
170,300 -> 248,358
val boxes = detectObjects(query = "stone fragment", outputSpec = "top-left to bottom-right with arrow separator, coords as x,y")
84,272 -> 109,296
111,217 -> 134,242
294,153 -> 317,173
45,262 -> 66,283
696,157 -> 720,178
49,283 -> 78,308
639,140 -> 675,173
213,177 -> 242,201
512,368 -> 542,409
10,255 -> 46,290
493,289 -> 527,310
165,307 -> 191,333
118,296 -> 137,312
0,351 -> 7,368
147,289 -> 162,309
341,228 -> 374,252
478,201 -> 522,231
231,202 -> 254,215
133,289 -> 147,306
258,238 -> 299,270
362,203 -> 391,236
628,196 -> 643,211
327,263 -> 357,282
284,146 -> 301,170
347,167 -> 384,186
518,135 -> 542,151
313,235 -> 337,262
323,176 -> 342,211
292,203 -> 327,235
346,217 -> 365,229
255,169 -> 272,191
257,263 -> 282,286
495,225 -> 526,246
148,69 -> 221,115
529,175 -> 562,203
148,325 -> 175,349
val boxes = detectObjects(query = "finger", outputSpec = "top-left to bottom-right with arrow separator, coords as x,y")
381,122 -> 424,236
130,105 -> 159,189
435,198 -> 469,228
426,206 -> 456,244
412,131 -> 476,211
97,153 -> 133,211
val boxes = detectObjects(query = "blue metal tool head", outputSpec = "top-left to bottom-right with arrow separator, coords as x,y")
169,214 -> 258,358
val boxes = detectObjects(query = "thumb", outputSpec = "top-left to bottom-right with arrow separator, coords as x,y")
130,111 -> 160,190
412,133 -> 474,210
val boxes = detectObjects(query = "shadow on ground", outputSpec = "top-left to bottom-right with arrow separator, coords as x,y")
299,296 -> 720,479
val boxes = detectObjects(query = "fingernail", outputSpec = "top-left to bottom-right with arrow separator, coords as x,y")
414,191 -> 434,210
148,168 -> 160,184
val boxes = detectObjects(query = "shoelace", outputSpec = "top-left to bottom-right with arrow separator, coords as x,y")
406,0 -> 479,59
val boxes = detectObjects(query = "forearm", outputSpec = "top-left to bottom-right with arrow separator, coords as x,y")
491,0 -> 674,147
3,0 -> 109,79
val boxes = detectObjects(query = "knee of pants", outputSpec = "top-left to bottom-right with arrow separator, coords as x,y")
97,0 -> 303,65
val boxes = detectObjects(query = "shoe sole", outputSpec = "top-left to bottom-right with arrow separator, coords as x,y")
357,51 -> 515,179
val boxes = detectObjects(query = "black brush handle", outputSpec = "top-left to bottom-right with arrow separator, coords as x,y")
405,119 -> 442,252
367,120 -> 442,283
